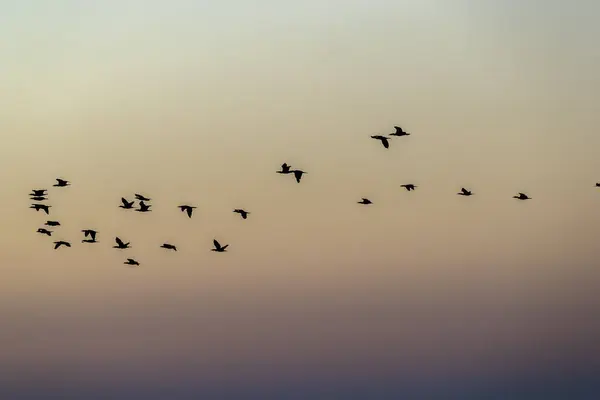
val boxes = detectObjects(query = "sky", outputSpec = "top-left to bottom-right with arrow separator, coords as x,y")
1,0 -> 600,398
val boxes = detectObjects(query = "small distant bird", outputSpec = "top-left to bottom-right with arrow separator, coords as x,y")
120,197 -> 135,209
53,241 -> 71,249
29,196 -> 47,201
293,169 -> 307,183
390,126 -> 411,136
81,229 -> 97,241
179,205 -> 196,218
233,209 -> 250,219
82,239 -> 97,244
53,178 -> 70,187
371,135 -> 390,149
276,163 -> 293,174
30,189 -> 47,196
113,237 -> 130,249
37,228 -> 52,236
513,192 -> 531,200
124,258 -> 139,266
30,203 -> 51,214
595,183 -> 600,187
400,184 -> 417,191
135,194 -> 151,201
45,220 -> 60,227
160,243 -> 177,251
211,239 -> 229,252
358,198 -> 373,204
136,201 -> 151,212
457,188 -> 473,196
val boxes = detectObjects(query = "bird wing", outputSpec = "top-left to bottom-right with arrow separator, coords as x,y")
116,237 -> 124,246
54,242 -> 60,249
213,239 -> 221,249
186,207 -> 192,218
394,126 -> 403,133
221,244 -> 229,250
519,192 -> 526,197
461,188 -> 468,194
90,231 -> 96,240
382,138 -> 389,148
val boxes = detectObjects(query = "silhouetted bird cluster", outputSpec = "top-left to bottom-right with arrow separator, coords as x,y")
29,127 -> 600,265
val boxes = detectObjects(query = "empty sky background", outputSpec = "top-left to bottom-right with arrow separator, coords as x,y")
1,1 -> 600,398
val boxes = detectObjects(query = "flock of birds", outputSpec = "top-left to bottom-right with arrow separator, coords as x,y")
29,126 -> 600,266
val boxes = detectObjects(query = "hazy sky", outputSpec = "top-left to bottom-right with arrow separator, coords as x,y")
1,1 -> 600,398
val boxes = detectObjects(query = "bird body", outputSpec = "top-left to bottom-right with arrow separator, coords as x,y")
212,239 -> 229,252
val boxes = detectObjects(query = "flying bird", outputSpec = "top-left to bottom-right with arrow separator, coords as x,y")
233,209 -> 250,219
136,201 -> 151,212
124,258 -> 139,266
160,243 -> 177,251
513,192 -> 531,200
30,189 -> 47,196
37,228 -> 52,236
390,126 -> 411,136
457,188 -> 473,196
29,196 -> 47,201
211,239 -> 229,252
45,221 -> 60,227
81,229 -> 97,241
53,178 -> 70,187
179,205 -> 196,218
595,183 -> 600,187
371,135 -> 390,149
400,184 -> 417,191
135,194 -> 151,201
120,197 -> 135,209
276,163 -> 293,174
293,169 -> 307,183
113,237 -> 131,249
82,239 -> 97,244
53,241 -> 71,249
30,203 -> 51,214
358,198 -> 373,204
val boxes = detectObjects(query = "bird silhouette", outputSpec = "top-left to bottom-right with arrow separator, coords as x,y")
457,188 -> 473,196
389,126 -> 411,136
233,209 -> 250,219
30,203 -> 51,214
135,194 -> 151,201
81,229 -> 97,241
276,163 -> 293,174
124,258 -> 139,266
45,220 -> 60,227
358,198 -> 373,204
113,237 -> 131,249
136,201 -> 151,212
371,135 -> 390,149
53,178 -> 70,187
29,196 -> 47,201
37,228 -> 52,236
513,192 -> 531,200
595,183 -> 600,187
400,184 -> 417,191
179,205 -> 196,218
30,189 -> 47,196
53,241 -> 70,249
120,197 -> 135,209
82,239 -> 97,244
211,239 -> 229,252
293,170 -> 307,183
160,243 -> 177,251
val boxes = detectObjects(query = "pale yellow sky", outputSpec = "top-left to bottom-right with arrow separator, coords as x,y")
1,0 -> 599,397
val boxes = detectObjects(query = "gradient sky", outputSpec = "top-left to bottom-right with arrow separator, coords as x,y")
1,1 -> 600,398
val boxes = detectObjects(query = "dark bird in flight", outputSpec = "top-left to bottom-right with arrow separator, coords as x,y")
390,126 -> 411,136
358,198 -> 373,205
513,192 -> 531,200
276,163 -> 293,174
82,229 -> 97,241
113,237 -> 131,249
211,239 -> 229,252
29,196 -> 47,201
53,240 -> 71,249
37,228 -> 52,236
30,189 -> 47,196
30,203 -> 51,214
45,220 -> 60,227
136,201 -> 151,212
124,258 -> 139,266
371,135 -> 390,149
595,183 -> 600,187
233,209 -> 250,219
82,239 -> 97,244
400,184 -> 417,191
457,188 -> 473,196
160,243 -> 177,251
53,178 -> 70,187
293,169 -> 307,183
179,205 -> 196,218
135,194 -> 151,201
120,197 -> 135,209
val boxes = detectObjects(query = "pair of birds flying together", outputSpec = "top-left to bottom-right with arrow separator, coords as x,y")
276,163 -> 307,183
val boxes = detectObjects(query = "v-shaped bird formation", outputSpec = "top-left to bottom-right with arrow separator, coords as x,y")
28,127 -> 599,266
